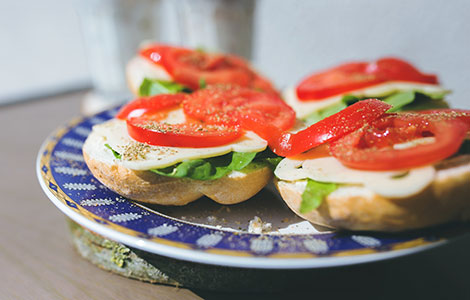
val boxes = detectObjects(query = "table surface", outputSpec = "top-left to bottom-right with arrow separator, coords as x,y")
1,92 -> 470,300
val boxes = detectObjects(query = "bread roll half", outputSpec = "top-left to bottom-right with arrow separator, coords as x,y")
275,155 -> 470,232
83,137 -> 272,206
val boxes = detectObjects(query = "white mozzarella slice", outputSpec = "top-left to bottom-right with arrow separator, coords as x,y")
126,56 -> 173,93
274,158 -> 309,181
163,108 -> 187,124
393,137 -> 436,150
283,87 -> 341,118
91,109 -> 267,170
275,156 -> 435,198
283,82 -> 448,119
301,157 -> 400,184
365,167 -> 435,198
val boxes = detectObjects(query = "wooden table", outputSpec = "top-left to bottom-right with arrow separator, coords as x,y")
0,92 -> 200,300
1,92 -> 470,300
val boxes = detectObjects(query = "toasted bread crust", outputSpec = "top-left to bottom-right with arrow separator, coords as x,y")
275,156 -> 470,232
83,151 -> 272,206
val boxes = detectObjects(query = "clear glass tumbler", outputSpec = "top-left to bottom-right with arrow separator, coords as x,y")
175,0 -> 256,59
74,0 -> 165,113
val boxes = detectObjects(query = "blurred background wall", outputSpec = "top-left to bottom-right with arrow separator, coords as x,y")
1,0 -> 469,108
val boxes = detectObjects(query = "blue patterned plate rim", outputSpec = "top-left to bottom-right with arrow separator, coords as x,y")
36,108 -> 470,269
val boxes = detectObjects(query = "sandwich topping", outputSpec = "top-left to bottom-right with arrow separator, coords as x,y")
183,85 -> 295,142
117,86 -> 295,149
274,100 -> 470,211
139,44 -> 278,95
271,99 -> 392,157
296,57 -> 438,101
90,85 -> 296,177
275,156 -> 436,199
329,112 -> 469,171
92,117 -> 267,171
285,57 -> 449,120
85,47 -> 470,226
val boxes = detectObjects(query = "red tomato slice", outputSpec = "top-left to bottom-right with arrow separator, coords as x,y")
296,62 -> 383,100
373,58 -> 438,84
140,44 -> 278,95
330,113 -> 469,171
139,44 -> 175,67
418,109 -> 470,124
126,118 -> 243,148
272,99 -> 392,157
116,94 -> 186,120
183,86 -> 296,142
296,57 -> 438,101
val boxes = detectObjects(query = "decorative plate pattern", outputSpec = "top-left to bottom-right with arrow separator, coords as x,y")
37,108 -> 470,269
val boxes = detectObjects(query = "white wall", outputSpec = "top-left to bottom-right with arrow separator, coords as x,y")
0,0 -> 89,102
254,0 -> 470,108
1,0 -> 469,108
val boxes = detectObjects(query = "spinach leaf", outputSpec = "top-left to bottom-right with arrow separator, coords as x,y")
139,78 -> 191,96
300,179 -> 337,213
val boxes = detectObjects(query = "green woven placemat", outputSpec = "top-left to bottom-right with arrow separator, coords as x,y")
67,219 -> 180,286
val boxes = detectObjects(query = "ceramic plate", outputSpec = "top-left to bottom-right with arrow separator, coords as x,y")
37,108 -> 470,269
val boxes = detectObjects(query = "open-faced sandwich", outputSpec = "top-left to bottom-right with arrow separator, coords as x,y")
83,85 -> 294,205
83,44 -> 293,206
126,43 -> 278,97
272,99 -> 470,232
85,47 -> 469,232
284,57 -> 450,124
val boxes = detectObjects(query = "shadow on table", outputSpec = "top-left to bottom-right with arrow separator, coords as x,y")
133,233 -> 470,300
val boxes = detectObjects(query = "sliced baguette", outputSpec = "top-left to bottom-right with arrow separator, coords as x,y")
275,155 -> 470,232
83,136 -> 272,206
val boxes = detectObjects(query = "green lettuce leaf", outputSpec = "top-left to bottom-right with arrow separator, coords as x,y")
251,148 -> 283,169
304,89 -> 449,124
195,46 -> 207,53
104,143 -> 121,159
384,91 -> 449,112
398,93 -> 449,111
341,94 -> 361,105
150,149 -> 279,181
300,179 -> 337,213
103,143 -> 281,181
139,78 -> 191,96
263,157 -> 283,169
383,91 -> 416,112
456,139 -> 470,156
198,77 -> 207,89
420,90 -> 449,100
304,101 -> 347,125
